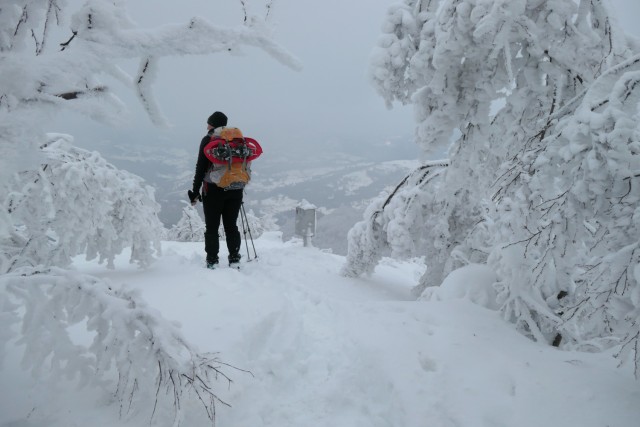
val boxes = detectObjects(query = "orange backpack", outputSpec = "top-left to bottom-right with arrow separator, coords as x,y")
203,128 -> 263,190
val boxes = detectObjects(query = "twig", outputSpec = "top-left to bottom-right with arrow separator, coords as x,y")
60,31 -> 77,50
240,0 -> 248,23
54,86 -> 106,100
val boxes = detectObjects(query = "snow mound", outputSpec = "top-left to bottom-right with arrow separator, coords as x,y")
421,263 -> 499,310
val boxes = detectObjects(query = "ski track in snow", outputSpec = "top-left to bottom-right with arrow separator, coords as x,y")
1,233 -> 639,427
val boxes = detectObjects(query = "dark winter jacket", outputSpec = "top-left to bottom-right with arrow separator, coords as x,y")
192,130 -> 215,195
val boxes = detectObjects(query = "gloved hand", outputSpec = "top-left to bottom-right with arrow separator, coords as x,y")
187,190 -> 202,206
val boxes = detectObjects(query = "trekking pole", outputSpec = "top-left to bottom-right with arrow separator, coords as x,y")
243,203 -> 258,259
239,203 -> 252,261
240,202 -> 258,260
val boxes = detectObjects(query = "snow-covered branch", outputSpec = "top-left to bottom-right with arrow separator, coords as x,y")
1,134 -> 162,273
68,14 -> 302,70
0,267 -> 238,424
343,161 -> 448,280
0,0 -> 300,179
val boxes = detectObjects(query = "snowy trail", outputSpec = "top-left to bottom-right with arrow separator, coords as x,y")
2,233 -> 639,427
132,238 -> 450,427
73,233 -> 639,427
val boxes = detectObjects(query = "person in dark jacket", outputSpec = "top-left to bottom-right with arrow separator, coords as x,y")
189,111 -> 243,269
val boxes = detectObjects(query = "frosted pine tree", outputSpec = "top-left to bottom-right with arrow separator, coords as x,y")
0,0 -> 299,423
492,55 -> 640,371
485,1 -> 640,369
3,134 -> 162,272
346,0 -> 640,370
348,0 -> 533,288
342,160 -> 449,282
168,205 -> 206,242
1,267 -> 237,425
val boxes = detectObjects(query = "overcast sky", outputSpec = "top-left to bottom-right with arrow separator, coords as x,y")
51,0 -> 416,158
50,0 -> 640,159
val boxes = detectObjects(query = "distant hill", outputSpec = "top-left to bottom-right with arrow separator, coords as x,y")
88,135 -> 423,254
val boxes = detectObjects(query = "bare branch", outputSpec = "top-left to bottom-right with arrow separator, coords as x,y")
265,0 -> 274,21
13,6 -> 28,38
30,29 -> 41,53
38,0 -> 61,54
55,86 -> 106,100
240,0 -> 248,23
59,31 -> 77,51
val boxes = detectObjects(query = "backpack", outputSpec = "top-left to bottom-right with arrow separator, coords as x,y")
203,127 -> 263,190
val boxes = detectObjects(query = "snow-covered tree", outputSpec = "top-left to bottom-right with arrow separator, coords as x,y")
491,55 -> 640,372
0,267 -> 237,424
168,204 -> 206,242
347,0 -> 640,371
0,0 -> 299,422
342,160 -> 449,285
2,133 -> 162,272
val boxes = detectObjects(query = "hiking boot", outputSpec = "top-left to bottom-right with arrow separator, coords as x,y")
206,257 -> 219,270
228,253 -> 241,268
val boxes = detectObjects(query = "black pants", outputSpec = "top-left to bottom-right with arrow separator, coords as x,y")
202,184 -> 243,262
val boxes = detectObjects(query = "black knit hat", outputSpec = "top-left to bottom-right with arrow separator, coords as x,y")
207,111 -> 228,128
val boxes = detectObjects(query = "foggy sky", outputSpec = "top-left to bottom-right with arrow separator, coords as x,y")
50,0 -> 415,158
49,0 -> 640,160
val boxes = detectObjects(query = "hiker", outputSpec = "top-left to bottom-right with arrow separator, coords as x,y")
189,111 -> 243,269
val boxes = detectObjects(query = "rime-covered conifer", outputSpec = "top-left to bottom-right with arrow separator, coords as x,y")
3,134 -> 162,272
347,0 -> 640,371
168,205 -> 206,242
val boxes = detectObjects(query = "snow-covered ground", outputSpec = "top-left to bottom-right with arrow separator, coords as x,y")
1,232 -> 639,427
